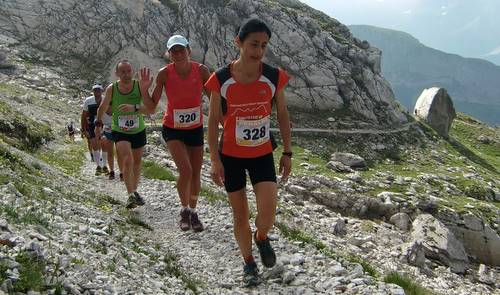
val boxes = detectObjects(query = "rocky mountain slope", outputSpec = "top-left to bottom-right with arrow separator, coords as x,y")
349,25 -> 500,126
0,0 -> 408,128
1,35 -> 499,294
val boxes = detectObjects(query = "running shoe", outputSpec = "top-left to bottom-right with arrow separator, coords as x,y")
119,173 -> 124,181
254,231 -> 276,268
190,212 -> 204,232
243,261 -> 261,287
102,166 -> 110,175
179,208 -> 191,231
108,171 -> 115,180
126,194 -> 137,209
125,192 -> 145,209
95,166 -> 102,176
133,191 -> 145,206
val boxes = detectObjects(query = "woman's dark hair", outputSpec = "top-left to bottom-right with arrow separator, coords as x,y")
237,18 -> 272,42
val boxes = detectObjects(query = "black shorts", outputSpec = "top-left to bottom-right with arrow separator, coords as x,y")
162,126 -> 203,147
103,131 -> 114,141
86,123 -> 96,139
220,152 -> 276,193
112,129 -> 147,149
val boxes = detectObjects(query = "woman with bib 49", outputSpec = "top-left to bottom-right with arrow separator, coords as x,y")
205,18 -> 292,286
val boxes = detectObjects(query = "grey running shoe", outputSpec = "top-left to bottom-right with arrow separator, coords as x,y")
126,194 -> 137,209
133,192 -> 145,206
190,212 -> 204,232
108,171 -> 115,180
254,232 -> 276,268
243,262 -> 261,287
179,208 -> 191,231
95,166 -> 102,176
126,192 -> 145,209
102,166 -> 110,175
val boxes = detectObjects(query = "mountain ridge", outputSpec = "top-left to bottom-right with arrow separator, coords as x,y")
349,24 -> 500,126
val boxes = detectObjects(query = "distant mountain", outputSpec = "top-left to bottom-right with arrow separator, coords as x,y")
349,25 -> 500,125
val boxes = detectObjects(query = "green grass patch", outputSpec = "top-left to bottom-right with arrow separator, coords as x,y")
0,204 -> 49,228
142,160 -> 176,181
13,251 -> 46,292
448,114 -> 499,173
126,214 -> 153,231
36,142 -> 86,175
384,272 -> 436,295
162,254 -> 202,294
0,100 -> 54,151
200,185 -> 226,203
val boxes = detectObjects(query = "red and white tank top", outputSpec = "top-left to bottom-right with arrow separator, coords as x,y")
205,62 -> 290,158
163,61 -> 203,129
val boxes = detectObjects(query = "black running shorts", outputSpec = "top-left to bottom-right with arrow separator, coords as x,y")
112,129 -> 147,149
220,152 -> 276,193
87,123 -> 96,139
162,126 -> 204,147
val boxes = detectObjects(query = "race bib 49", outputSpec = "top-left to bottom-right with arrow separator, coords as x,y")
118,115 -> 139,131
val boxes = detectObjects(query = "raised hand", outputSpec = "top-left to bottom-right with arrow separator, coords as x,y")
139,67 -> 153,92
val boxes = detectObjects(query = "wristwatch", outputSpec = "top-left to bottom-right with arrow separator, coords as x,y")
282,151 -> 293,158
134,104 -> 140,112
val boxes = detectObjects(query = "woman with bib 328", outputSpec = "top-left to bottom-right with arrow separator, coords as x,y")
205,18 -> 292,286
140,35 -> 210,232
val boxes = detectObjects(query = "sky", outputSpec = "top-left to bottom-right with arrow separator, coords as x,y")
299,0 -> 500,65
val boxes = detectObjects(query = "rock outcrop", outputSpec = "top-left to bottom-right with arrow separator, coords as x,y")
0,0 -> 407,127
414,87 -> 456,137
411,214 -> 469,274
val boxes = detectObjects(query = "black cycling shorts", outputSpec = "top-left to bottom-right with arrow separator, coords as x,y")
112,129 -> 147,149
162,126 -> 204,147
86,123 -> 96,139
220,152 -> 276,193
103,131 -> 114,141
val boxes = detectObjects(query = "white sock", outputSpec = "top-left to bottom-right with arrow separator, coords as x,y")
92,151 -> 101,167
101,152 -> 108,167
189,206 -> 196,213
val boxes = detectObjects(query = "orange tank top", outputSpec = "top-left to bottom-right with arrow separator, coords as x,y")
163,61 -> 203,129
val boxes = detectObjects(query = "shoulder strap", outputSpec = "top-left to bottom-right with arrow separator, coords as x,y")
216,64 -> 232,115
262,63 -> 280,99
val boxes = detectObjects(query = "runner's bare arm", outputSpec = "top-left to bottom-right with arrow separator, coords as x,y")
275,88 -> 292,179
80,110 -> 88,134
151,67 -> 167,107
136,67 -> 153,114
208,91 -> 225,186
199,64 -> 211,96
96,84 -> 113,123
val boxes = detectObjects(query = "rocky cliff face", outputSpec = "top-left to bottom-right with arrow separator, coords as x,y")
0,0 -> 407,127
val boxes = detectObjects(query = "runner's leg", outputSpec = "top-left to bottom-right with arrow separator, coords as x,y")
228,190 -> 252,259
167,140 -> 192,207
186,145 -> 203,209
116,141 -> 134,194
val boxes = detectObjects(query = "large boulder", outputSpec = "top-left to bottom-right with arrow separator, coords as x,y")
448,214 -> 500,266
411,214 -> 469,273
414,87 -> 456,137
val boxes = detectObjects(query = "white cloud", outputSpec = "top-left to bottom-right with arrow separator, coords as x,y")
483,46 -> 500,56
402,9 -> 412,14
